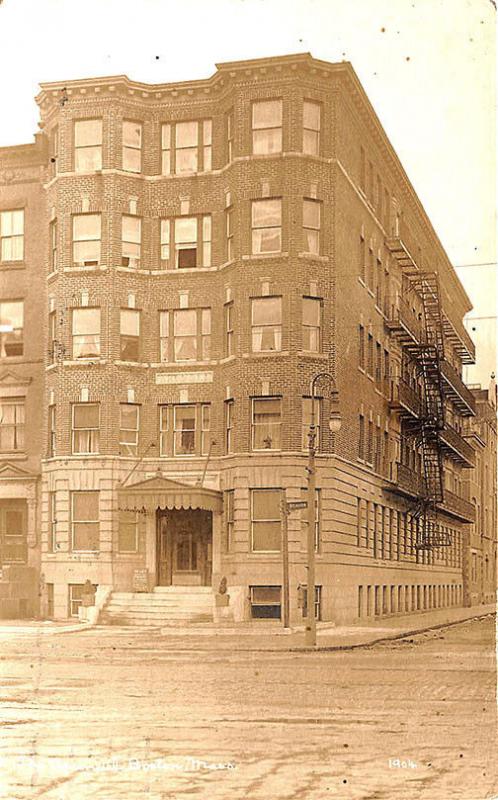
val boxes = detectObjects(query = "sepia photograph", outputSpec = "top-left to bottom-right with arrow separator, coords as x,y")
0,1 -> 496,798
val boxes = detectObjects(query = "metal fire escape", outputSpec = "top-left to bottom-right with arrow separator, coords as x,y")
402,272 -> 450,549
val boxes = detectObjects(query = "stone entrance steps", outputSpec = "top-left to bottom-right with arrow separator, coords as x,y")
101,586 -> 214,626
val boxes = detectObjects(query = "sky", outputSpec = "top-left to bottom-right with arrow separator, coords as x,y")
0,0 -> 495,384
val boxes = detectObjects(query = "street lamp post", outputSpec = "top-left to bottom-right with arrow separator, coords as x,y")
305,372 -> 341,648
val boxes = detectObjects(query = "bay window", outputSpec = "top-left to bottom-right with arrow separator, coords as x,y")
72,214 -> 101,267
161,120 -> 212,175
122,121 -> 142,172
159,403 -> 210,457
302,297 -> 321,352
72,308 -> 101,359
251,397 -> 282,451
160,308 -> 210,363
251,296 -> 282,352
160,215 -> 211,269
120,309 -> 140,361
74,119 -> 102,172
303,199 -> 321,254
252,100 -> 282,154
303,101 -> 321,155
72,403 -> 100,454
251,490 -> 281,552
121,216 -> 141,268
251,199 -> 281,254
119,404 -> 139,456
71,491 -> 99,552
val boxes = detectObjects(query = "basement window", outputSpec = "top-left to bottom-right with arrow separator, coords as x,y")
250,586 -> 281,619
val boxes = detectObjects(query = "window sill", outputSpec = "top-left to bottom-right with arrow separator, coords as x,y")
116,266 -> 217,275
158,454 -> 206,460
297,351 -> 328,360
150,360 -> 216,368
115,360 -> 146,368
367,289 -> 375,299
0,261 -> 25,271
68,552 -> 101,558
242,351 -> 290,359
62,359 -> 107,366
0,355 -> 26,364
219,355 -> 237,364
0,452 -> 27,461
242,253 -> 288,261
47,271 -> 57,281
297,253 -> 329,262
64,266 -> 107,274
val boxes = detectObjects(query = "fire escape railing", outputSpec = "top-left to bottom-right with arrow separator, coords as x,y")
387,269 -> 452,550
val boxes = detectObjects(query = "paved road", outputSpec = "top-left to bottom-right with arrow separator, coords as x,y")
0,616 -> 496,800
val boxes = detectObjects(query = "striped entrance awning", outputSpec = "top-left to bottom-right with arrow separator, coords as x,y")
117,475 -> 223,514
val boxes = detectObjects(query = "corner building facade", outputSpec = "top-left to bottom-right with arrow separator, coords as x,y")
29,54 -> 490,622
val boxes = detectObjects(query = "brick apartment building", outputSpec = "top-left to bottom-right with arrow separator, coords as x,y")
464,383 -> 497,606
0,53 -> 495,623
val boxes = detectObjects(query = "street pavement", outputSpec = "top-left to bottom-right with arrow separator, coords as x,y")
0,615 -> 496,800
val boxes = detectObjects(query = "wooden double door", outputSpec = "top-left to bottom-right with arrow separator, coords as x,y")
156,509 -> 212,586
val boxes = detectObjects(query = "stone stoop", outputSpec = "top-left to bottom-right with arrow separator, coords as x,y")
100,586 -> 214,626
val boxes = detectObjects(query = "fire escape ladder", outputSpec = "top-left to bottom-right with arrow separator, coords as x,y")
402,272 -> 448,549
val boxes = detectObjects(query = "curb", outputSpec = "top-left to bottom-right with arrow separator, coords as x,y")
290,610 -> 497,653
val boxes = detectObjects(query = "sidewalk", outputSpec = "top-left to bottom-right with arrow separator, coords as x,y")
0,603 -> 494,650
154,603 -> 496,651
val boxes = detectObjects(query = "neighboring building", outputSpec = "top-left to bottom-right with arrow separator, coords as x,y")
463,382 -> 497,606
0,136 -> 47,617
0,53 -> 495,623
